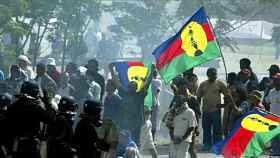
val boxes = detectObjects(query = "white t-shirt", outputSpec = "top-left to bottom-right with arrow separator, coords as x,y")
265,88 -> 280,115
152,78 -> 162,106
173,103 -> 197,142
89,80 -> 101,102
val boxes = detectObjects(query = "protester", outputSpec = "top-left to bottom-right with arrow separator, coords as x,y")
0,70 -> 4,81
222,86 -> 249,134
264,72 -> 280,156
109,63 -> 153,145
5,65 -> 27,95
151,70 -> 162,141
85,70 -> 101,102
57,73 -> 75,97
17,55 -> 35,80
169,76 -> 200,158
222,72 -> 239,136
6,81 -> 56,158
66,62 -> 79,77
117,130 -> 140,158
197,68 -> 228,151
237,58 -> 258,93
66,63 -> 91,101
74,100 -> 108,158
183,68 -> 199,95
85,59 -> 105,101
258,64 -> 279,93
45,58 -> 61,86
261,64 -> 280,109
103,79 -> 122,125
35,63 -> 57,97
47,96 -> 77,158
247,90 -> 265,110
140,108 -> 158,158
164,94 -> 197,158
0,69 -> 7,93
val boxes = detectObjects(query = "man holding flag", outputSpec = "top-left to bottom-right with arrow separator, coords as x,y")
108,61 -> 154,145
152,6 -> 223,157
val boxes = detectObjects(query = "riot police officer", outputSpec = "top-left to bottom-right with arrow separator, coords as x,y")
47,96 -> 77,158
6,81 -> 56,158
0,93 -> 12,158
74,100 -> 109,158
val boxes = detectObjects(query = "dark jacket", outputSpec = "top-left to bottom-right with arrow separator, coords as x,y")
0,111 -> 9,158
6,95 -> 56,158
74,118 -> 101,158
48,114 -> 75,158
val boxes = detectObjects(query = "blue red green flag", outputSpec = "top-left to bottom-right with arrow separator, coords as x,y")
113,61 -> 153,109
153,7 -> 221,83
212,108 -> 280,158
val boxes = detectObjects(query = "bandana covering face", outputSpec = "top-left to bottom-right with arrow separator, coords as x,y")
163,102 -> 188,129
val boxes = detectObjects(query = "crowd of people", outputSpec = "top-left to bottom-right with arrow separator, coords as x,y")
0,54 -> 280,158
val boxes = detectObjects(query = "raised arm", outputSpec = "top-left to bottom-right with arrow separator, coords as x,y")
108,63 -> 122,89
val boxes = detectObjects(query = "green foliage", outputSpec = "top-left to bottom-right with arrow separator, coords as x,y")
0,0 -> 280,69
109,1 -> 170,59
52,0 -> 102,62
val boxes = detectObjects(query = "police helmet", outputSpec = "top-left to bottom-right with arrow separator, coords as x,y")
0,93 -> 12,107
83,100 -> 102,115
20,81 -> 40,97
58,96 -> 77,115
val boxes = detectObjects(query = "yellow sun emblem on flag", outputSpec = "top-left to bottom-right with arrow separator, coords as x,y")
181,21 -> 208,57
241,114 -> 279,132
127,66 -> 148,92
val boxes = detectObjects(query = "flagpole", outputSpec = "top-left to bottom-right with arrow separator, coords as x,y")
203,7 -> 228,81
202,7 -> 239,109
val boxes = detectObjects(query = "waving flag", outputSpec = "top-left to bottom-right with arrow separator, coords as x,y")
114,61 -> 153,109
153,7 -> 221,83
212,108 -> 280,158
114,61 -> 148,92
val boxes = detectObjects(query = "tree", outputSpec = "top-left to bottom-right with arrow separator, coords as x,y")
0,0 -> 30,57
0,0 -> 59,68
25,0 -> 59,66
51,0 -> 102,70
108,1 -> 170,60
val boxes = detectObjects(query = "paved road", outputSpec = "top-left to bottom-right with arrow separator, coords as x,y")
141,153 -> 271,158
141,153 -> 224,158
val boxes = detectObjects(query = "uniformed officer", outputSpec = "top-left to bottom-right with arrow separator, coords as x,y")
74,100 -> 109,158
0,93 -> 12,158
47,96 -> 77,158
6,81 -> 56,158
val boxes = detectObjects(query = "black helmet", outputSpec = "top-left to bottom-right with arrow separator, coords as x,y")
83,100 -> 102,115
83,100 -> 103,127
20,81 -> 40,97
58,96 -> 77,115
0,93 -> 12,107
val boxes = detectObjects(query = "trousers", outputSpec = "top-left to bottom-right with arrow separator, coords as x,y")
169,141 -> 190,158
